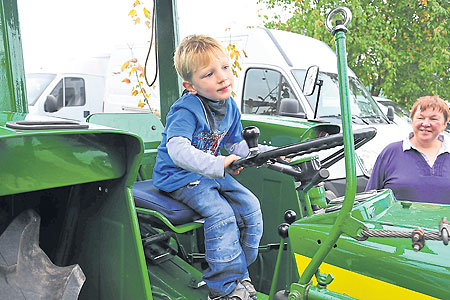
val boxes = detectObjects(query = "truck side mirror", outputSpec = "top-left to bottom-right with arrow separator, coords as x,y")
303,65 -> 319,96
386,106 -> 395,122
44,95 -> 62,113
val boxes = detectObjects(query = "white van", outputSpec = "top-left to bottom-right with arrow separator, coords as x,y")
26,46 -> 160,121
26,56 -> 109,121
217,28 -> 407,193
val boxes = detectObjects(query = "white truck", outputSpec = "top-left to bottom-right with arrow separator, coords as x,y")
217,28 -> 407,195
26,46 -> 159,122
26,56 -> 109,121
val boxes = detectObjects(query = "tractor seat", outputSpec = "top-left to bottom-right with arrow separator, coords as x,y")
133,180 -> 202,226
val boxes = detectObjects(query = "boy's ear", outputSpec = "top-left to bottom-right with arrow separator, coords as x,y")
182,81 -> 197,94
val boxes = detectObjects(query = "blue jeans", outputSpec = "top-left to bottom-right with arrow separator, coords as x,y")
169,173 -> 263,297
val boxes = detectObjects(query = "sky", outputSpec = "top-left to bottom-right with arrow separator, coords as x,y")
17,0 -> 266,71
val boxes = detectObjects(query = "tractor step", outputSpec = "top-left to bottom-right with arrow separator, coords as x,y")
0,209 -> 85,300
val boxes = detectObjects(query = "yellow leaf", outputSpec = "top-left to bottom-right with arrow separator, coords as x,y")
131,67 -> 137,72
138,101 -> 145,108
128,9 -> 137,17
133,0 -> 140,7
143,8 -> 151,19
135,17 -> 140,25
132,90 -> 138,96
122,78 -> 131,84
121,61 -> 130,72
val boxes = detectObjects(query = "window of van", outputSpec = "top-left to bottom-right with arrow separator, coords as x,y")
45,77 -> 86,112
26,73 -> 56,106
64,77 -> 86,107
242,68 -> 303,116
292,70 -> 388,125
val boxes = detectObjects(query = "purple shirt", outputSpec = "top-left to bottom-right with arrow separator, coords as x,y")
365,140 -> 450,204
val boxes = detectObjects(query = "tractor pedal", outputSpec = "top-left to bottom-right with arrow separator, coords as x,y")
142,232 -> 178,265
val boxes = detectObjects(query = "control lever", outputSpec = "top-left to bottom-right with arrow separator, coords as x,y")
242,126 -> 260,156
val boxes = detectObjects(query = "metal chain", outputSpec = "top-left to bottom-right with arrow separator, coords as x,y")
362,229 -> 442,241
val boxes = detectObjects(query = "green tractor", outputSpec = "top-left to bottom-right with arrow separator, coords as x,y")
0,1 -> 449,299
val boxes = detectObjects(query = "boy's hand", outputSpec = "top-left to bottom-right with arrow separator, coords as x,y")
224,154 -> 243,174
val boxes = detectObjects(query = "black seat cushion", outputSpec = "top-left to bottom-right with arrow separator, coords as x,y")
133,180 -> 202,225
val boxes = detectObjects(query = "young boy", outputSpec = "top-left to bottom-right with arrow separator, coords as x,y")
152,35 -> 264,300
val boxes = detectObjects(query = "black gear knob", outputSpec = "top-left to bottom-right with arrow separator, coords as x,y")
242,126 -> 260,155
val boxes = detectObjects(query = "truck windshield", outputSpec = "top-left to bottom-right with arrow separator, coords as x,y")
292,70 -> 388,124
26,73 -> 56,106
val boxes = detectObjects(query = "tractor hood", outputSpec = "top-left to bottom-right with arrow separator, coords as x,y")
289,189 -> 450,299
0,112 -> 143,196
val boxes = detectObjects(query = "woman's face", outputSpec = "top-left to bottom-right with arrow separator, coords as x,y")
411,107 -> 447,144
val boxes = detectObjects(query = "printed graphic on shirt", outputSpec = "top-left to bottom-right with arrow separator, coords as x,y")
194,130 -> 228,156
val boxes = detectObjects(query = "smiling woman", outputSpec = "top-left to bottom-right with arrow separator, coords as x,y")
365,95 -> 450,204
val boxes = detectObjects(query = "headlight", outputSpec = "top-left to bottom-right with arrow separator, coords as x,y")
356,148 -> 378,177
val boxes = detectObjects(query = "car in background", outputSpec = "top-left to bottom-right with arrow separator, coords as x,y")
375,96 -> 450,134
373,96 -> 410,128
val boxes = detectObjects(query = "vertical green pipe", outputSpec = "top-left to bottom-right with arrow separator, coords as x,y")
298,29 -> 356,285
155,0 -> 181,125
269,238 -> 286,300
0,0 -> 27,113
295,192 -> 304,219
299,190 -> 313,217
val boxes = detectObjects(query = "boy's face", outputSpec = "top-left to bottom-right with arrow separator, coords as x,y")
183,55 -> 234,101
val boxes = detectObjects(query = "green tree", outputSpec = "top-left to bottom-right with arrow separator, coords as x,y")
259,0 -> 449,107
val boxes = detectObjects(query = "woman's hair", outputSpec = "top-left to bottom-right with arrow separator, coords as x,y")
410,96 -> 450,124
174,34 -> 227,81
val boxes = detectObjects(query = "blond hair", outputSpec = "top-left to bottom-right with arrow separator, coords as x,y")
174,35 -> 227,81
410,96 -> 450,124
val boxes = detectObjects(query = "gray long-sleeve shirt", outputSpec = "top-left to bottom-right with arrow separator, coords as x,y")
167,136 -> 273,179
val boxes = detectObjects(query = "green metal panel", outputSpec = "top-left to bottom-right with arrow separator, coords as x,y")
0,133 -> 127,196
155,0 -> 181,124
0,0 -> 27,113
241,114 -> 340,147
86,112 -> 164,180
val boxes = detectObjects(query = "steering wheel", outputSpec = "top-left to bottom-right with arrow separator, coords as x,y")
230,126 -> 376,172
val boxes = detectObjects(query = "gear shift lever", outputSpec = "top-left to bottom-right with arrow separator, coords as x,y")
242,126 -> 260,156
